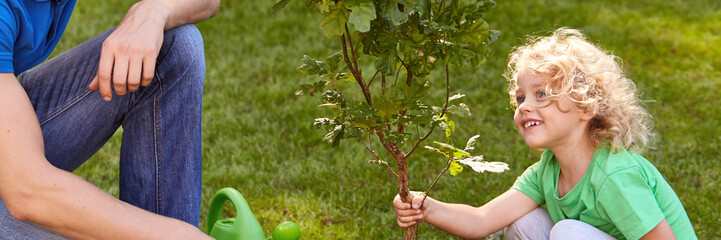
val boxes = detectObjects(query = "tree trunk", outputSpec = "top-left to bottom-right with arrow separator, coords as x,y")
404,225 -> 418,239
396,153 -> 417,240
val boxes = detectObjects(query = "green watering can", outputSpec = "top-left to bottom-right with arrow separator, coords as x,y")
207,188 -> 301,240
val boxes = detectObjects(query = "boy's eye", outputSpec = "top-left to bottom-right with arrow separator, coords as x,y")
516,96 -> 525,104
536,91 -> 546,98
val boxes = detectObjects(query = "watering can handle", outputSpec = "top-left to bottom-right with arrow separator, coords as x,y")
207,187 -> 251,234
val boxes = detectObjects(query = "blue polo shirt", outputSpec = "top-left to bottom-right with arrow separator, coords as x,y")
0,0 -> 76,75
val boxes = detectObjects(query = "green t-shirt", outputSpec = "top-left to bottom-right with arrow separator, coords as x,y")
512,147 -> 696,240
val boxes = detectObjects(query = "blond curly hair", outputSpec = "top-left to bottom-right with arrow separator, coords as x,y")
504,28 -> 653,153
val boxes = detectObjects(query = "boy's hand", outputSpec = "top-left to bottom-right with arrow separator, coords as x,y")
393,191 -> 429,228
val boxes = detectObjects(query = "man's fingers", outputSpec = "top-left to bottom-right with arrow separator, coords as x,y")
97,47 -> 114,101
112,58 -> 129,96
141,56 -> 156,86
127,57 -> 142,92
88,76 -> 99,91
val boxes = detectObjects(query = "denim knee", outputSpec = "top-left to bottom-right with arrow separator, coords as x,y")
157,24 -> 206,92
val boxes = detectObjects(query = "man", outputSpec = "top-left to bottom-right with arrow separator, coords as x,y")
0,0 -> 219,238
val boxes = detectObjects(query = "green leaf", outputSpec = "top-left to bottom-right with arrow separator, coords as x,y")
374,98 -> 405,120
398,0 -> 427,16
478,0 -> 496,13
447,103 -> 471,117
464,135 -> 481,151
401,80 -> 430,103
319,0 -> 332,12
458,20 -> 491,46
325,51 -> 344,72
449,161 -> 463,176
298,55 -> 328,75
439,116 -> 455,138
386,132 -> 410,143
347,102 -> 376,118
299,80 -> 327,96
375,50 -> 398,76
360,18 -> 397,56
488,29 -> 500,43
322,90 -> 347,108
320,3 -> 349,38
449,93 -> 465,102
349,118 -> 378,129
270,0 -> 290,16
340,72 -> 356,82
345,0 -> 377,32
424,146 -> 447,157
382,0 -> 409,26
431,141 -> 470,159
323,125 -> 345,147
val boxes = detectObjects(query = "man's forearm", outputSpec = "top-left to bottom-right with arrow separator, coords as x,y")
1,74 -> 210,239
25,168 -> 208,240
147,0 -> 220,30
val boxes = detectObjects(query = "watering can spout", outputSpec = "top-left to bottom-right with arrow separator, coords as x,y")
207,188 -> 266,240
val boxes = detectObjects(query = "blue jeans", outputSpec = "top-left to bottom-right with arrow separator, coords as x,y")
0,24 -> 204,238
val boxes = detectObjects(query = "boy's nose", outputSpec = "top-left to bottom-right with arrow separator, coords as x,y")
518,101 -> 534,112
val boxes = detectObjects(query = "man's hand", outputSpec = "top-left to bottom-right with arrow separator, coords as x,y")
88,0 -> 171,101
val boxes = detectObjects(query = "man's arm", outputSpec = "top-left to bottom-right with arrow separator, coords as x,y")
0,73 -> 211,239
89,0 -> 220,100
154,0 -> 220,30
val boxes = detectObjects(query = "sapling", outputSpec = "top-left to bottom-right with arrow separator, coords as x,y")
273,0 -> 507,239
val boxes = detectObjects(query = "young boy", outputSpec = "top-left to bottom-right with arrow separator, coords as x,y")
393,28 -> 696,239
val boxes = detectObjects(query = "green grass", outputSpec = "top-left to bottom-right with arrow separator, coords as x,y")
58,0 -> 721,238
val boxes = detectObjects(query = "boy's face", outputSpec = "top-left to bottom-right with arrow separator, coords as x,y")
512,68 -> 593,150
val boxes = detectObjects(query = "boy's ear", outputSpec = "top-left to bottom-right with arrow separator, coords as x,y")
580,108 -> 595,121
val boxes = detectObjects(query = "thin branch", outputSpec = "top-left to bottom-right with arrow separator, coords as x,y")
438,64 -> 451,118
340,34 -> 358,75
397,111 -> 406,134
420,155 -> 453,206
382,75 -> 386,95
406,64 -> 413,86
368,70 -> 380,86
345,25 -> 361,76
361,136 -> 400,179
404,64 -> 450,159
405,128 -> 434,159
330,78 -> 349,102
394,60 -> 404,86
376,131 -> 401,158
340,29 -> 373,106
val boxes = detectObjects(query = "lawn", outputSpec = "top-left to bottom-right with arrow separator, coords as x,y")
58,0 -> 721,239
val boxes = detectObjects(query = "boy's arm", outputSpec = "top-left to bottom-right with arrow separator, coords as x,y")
395,188 -> 538,239
640,219 -> 676,240
0,74 -> 211,240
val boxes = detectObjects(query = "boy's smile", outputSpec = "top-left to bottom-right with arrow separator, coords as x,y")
522,119 -> 543,129
512,68 -> 593,150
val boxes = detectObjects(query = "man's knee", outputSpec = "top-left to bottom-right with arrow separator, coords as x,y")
165,24 -> 204,56
157,24 -> 205,91
161,24 -> 205,74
